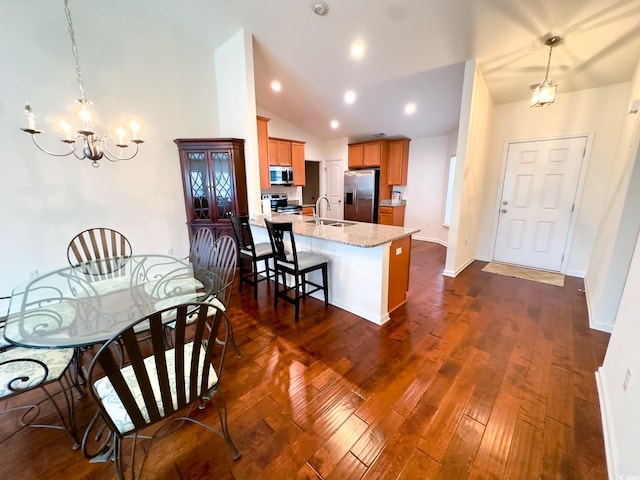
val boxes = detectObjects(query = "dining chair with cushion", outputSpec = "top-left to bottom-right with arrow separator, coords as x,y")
0,309 -> 78,446
161,235 -> 241,357
188,228 -> 215,271
231,215 -> 274,299
67,227 -> 132,276
264,219 -> 329,322
81,302 -> 240,479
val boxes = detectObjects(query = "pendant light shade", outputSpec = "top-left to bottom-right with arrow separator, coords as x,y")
531,36 -> 562,108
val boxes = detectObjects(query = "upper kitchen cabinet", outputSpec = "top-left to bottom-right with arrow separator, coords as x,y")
256,116 -> 305,187
387,138 -> 410,186
174,138 -> 248,240
257,116 -> 271,189
291,141 -> 306,186
348,143 -> 364,169
268,138 -> 293,166
348,140 -> 389,168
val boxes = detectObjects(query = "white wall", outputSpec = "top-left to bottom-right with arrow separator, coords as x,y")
478,83 -> 631,277
594,58 -> 640,478
445,61 -> 495,276
403,135 -> 450,243
597,219 -> 640,478
585,60 -> 640,331
215,29 -> 261,215
0,1 -> 227,304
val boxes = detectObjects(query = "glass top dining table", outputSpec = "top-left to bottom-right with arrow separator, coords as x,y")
4,255 -> 221,349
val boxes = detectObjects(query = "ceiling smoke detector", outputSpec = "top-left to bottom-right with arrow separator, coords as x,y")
313,2 -> 329,16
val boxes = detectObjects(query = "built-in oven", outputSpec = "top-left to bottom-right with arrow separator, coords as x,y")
269,166 -> 294,185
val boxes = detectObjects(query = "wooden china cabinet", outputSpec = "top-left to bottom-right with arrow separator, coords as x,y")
174,138 -> 248,241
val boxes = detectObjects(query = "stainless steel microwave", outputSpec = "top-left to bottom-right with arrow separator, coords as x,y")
269,166 -> 294,185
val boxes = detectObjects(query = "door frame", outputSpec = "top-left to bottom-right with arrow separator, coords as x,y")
490,132 -> 594,274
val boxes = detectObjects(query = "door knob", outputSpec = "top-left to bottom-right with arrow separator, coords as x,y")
501,209 -> 507,213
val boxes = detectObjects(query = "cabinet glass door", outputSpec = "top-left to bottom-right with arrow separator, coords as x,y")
211,151 -> 233,220
187,151 -> 211,220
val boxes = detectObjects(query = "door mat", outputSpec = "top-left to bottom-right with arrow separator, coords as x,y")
482,262 -> 565,287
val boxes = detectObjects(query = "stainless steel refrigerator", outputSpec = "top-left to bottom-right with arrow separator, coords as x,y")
344,169 -> 379,223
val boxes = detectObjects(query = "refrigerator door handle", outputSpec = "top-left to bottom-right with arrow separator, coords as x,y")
353,175 -> 358,213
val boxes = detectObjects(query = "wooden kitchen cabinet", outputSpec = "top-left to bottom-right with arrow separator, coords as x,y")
348,140 -> 388,168
379,205 -> 406,226
174,138 -> 248,241
257,116 -> 271,189
269,138 -> 292,166
363,141 -> 385,167
387,138 -> 410,186
348,143 -> 364,168
291,141 -> 306,186
388,235 -> 411,312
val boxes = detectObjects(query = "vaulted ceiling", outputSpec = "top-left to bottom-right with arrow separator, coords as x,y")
178,1 -> 640,141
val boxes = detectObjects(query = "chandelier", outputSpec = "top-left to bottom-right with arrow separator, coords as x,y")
21,0 -> 143,167
531,36 -> 562,108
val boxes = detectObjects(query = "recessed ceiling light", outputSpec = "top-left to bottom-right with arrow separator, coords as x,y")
313,2 -> 329,16
404,102 -> 417,114
330,120 -> 339,129
344,90 -> 357,104
271,80 -> 282,92
350,39 -> 366,60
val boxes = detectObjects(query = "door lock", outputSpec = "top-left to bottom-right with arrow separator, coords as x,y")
503,200 -> 509,205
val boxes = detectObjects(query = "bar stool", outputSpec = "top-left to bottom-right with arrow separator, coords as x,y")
231,215 -> 274,299
264,219 -> 328,322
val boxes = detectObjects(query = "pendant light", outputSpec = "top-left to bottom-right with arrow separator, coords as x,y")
531,36 -> 562,108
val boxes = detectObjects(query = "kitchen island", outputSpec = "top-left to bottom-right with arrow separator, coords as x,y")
250,213 -> 419,325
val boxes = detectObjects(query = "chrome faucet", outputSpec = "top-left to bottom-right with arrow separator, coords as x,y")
313,195 -> 331,226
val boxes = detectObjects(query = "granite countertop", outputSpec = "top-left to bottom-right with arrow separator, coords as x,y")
379,199 -> 407,206
251,213 -> 420,248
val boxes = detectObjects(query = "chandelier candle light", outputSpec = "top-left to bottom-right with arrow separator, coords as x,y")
531,35 -> 562,108
22,0 -> 143,167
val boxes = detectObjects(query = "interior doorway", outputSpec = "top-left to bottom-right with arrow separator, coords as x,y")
302,161 -> 320,204
493,136 -> 587,272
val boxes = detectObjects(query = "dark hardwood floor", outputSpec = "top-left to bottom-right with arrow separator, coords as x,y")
1,240 -> 611,479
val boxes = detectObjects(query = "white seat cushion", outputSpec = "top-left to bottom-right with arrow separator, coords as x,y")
144,277 -> 205,298
158,295 -> 224,329
280,251 -> 328,271
93,342 -> 217,434
253,242 -> 273,257
0,347 -> 74,399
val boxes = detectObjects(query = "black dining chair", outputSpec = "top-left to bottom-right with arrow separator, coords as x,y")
81,302 -> 240,479
230,215 -> 274,299
0,308 -> 78,447
67,227 -> 132,276
264,219 -> 328,322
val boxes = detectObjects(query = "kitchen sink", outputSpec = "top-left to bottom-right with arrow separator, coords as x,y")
304,219 -> 357,227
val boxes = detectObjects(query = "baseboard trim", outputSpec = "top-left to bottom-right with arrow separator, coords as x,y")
412,234 -> 447,247
596,368 -> 617,479
442,256 -> 475,278
583,276 -> 615,333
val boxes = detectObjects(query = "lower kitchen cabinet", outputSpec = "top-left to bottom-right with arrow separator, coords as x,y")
379,205 -> 405,226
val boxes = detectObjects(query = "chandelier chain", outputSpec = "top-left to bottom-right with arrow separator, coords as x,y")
64,0 -> 86,102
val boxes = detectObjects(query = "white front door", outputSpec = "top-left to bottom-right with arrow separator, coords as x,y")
324,159 -> 344,220
493,136 -> 587,271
